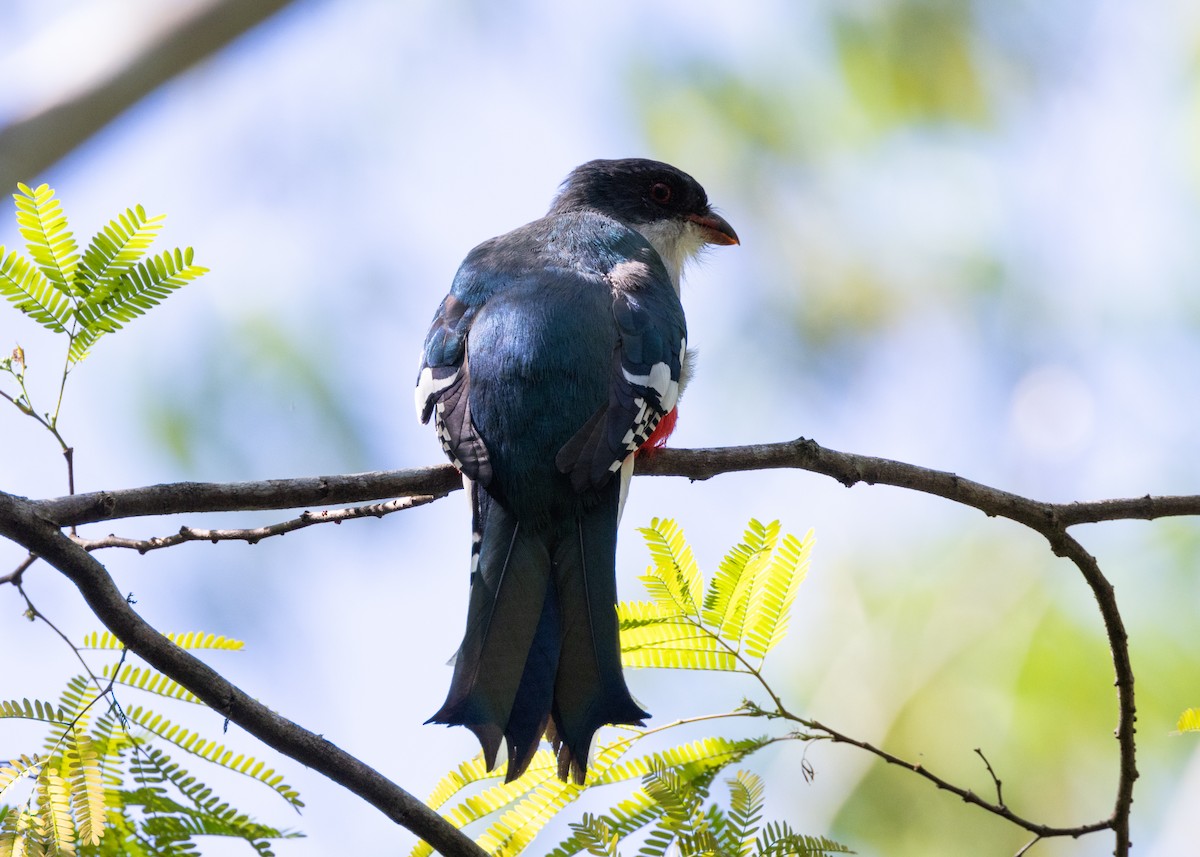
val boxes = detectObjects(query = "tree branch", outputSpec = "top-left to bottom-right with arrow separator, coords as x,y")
38,465 -> 462,527
1045,531 -> 1136,853
7,436 -> 1162,855
35,442 -> 1200,531
0,489 -> 487,857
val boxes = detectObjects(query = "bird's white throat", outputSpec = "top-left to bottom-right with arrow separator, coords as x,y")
636,219 -> 710,295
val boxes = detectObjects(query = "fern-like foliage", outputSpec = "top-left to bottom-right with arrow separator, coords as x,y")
413,734 -> 771,857
80,631 -> 243,652
637,762 -> 717,857
0,701 -> 67,725
726,769 -> 766,854
566,813 -> 622,857
0,631 -> 300,856
561,768 -> 851,857
0,246 -> 70,333
0,183 -> 206,365
101,665 -> 201,705
619,518 -> 813,673
753,821 -> 853,857
14,182 -> 78,294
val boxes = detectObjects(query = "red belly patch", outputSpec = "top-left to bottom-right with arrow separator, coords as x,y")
640,407 -> 678,454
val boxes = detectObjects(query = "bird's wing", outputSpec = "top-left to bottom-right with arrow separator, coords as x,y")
555,260 -> 687,493
415,290 -> 493,486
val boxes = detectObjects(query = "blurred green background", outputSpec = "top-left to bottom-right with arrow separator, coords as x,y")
2,1 -> 1199,854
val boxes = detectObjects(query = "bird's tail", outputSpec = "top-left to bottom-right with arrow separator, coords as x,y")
427,483 -> 648,783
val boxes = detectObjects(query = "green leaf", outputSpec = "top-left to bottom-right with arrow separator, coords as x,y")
753,821 -> 853,856
101,665 -> 202,705
474,778 -> 585,856
2,647 -> 299,856
1177,708 -> 1200,733
76,206 -> 165,293
85,713 -> 132,761
637,519 -> 704,618
591,736 -> 769,790
415,734 -> 770,857
69,247 -> 207,363
742,529 -> 813,661
35,765 -> 75,856
78,632 -> 125,651
64,733 -> 105,847
0,806 -> 48,857
548,793 -> 660,857
0,755 -> 40,802
127,748 -> 301,855
566,814 -> 622,857
80,631 -> 243,652
726,770 -> 765,857
0,700 -> 68,725
620,521 -> 813,672
703,518 -> 779,645
14,183 -> 78,294
410,752 -> 563,857
0,184 -> 205,364
0,248 -> 71,333
618,603 -> 738,672
123,708 -> 302,808
164,631 -> 243,652
642,762 -> 703,826
638,763 -> 708,857
54,677 -> 92,724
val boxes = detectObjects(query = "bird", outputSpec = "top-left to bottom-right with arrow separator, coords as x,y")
415,158 -> 738,784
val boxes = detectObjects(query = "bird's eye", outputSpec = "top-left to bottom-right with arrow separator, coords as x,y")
649,181 -> 672,204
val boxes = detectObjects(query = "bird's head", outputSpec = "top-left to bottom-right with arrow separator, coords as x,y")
549,158 -> 739,293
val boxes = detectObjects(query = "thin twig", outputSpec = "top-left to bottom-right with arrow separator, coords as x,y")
73,495 -> 439,554
800,717 -> 1110,839
1014,835 -> 1041,856
16,580 -> 92,672
975,747 -> 1005,807
15,577 -> 132,729
0,552 -> 37,585
741,696 -> 1109,840
0,387 -> 56,435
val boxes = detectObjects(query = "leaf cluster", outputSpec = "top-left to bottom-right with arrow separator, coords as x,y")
620,518 -> 812,673
568,767 -> 851,857
414,734 -> 771,857
0,183 -> 207,365
0,633 -> 300,856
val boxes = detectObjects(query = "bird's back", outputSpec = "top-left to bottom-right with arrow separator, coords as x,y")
457,212 -> 653,519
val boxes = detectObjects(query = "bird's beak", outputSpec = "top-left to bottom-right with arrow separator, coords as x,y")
687,211 -> 740,246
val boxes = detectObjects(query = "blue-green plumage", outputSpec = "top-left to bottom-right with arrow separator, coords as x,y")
416,159 -> 737,783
